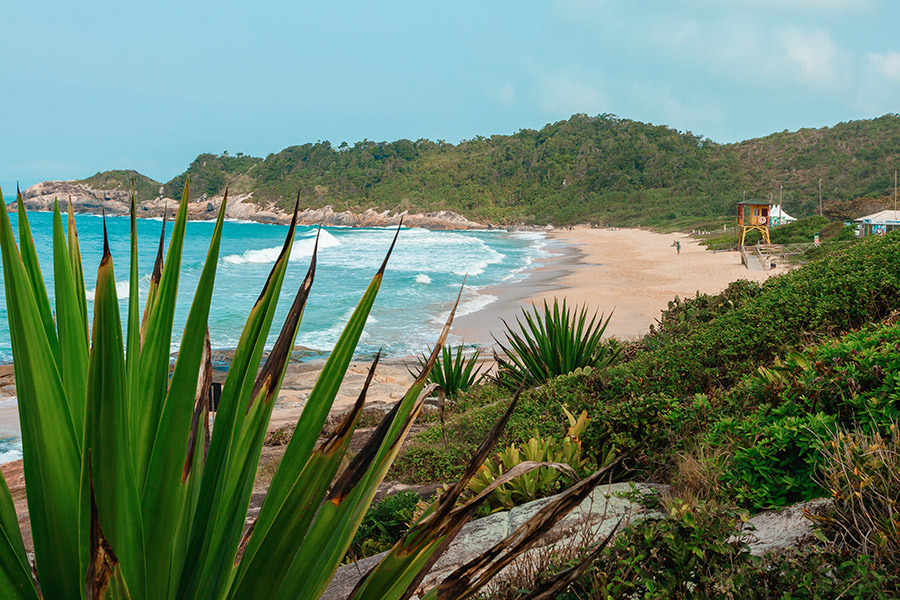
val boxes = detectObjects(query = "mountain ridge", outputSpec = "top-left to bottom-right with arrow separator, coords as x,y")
13,113 -> 900,228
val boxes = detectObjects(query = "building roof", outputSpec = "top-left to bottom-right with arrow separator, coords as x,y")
735,200 -> 773,206
855,209 -> 900,224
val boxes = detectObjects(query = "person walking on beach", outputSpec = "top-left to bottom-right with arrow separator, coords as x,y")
675,240 -> 681,254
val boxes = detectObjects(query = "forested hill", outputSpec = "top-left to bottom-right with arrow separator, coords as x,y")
75,113 -> 900,227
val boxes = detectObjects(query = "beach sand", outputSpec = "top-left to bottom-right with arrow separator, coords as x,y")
452,227 -> 780,344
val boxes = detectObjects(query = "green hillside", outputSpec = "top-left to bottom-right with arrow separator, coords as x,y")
75,113 -> 900,227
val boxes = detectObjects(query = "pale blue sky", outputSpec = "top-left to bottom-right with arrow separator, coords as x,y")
2,0 -> 898,194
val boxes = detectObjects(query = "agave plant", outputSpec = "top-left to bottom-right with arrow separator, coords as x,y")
412,344 -> 485,399
493,299 -> 620,390
0,183 -> 621,600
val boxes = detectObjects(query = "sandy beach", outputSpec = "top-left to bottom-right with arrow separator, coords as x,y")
453,227 -> 779,343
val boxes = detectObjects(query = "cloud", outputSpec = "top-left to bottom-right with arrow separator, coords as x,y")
651,17 -> 853,93
492,82 -> 517,107
856,51 -> 900,113
728,0 -> 874,10
775,27 -> 847,88
866,51 -> 900,83
534,69 -> 608,116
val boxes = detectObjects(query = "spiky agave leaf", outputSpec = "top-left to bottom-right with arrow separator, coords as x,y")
83,221 -> 146,600
51,200 -> 90,447
0,455 -> 38,599
0,188 -> 82,599
494,299 -> 618,390
175,194 -> 313,599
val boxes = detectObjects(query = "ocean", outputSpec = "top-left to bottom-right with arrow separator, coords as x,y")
0,210 -> 551,463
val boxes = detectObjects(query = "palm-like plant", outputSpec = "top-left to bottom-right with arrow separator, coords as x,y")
0,184 -> 620,600
494,299 -> 620,390
412,344 -> 485,399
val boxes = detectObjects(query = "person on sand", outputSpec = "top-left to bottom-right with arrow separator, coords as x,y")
675,240 -> 681,254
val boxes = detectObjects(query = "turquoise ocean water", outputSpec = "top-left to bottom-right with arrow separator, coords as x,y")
0,211 -> 550,462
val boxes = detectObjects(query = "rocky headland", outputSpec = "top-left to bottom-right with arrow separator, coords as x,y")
10,180 -> 489,230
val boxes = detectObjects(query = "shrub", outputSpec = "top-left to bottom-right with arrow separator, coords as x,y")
494,299 -> 619,390
712,407 -> 836,510
560,500 -> 754,600
346,491 -> 420,561
467,407 -> 600,513
814,425 -> 900,569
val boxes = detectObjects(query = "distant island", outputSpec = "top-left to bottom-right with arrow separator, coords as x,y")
12,113 -> 900,229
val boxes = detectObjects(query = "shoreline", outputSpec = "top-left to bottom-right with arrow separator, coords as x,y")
1,226 -> 781,463
454,227 -> 780,344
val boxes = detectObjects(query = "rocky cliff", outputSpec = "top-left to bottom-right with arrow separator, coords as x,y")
10,180 -> 488,230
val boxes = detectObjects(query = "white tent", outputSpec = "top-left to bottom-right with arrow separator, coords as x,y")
769,204 -> 796,226
855,209 -> 900,236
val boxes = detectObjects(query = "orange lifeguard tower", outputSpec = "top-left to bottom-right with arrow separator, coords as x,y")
736,200 -> 771,247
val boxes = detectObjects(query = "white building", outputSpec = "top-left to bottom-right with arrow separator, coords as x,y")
855,209 -> 900,236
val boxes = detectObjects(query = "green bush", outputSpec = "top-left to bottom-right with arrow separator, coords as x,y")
585,232 -> 900,412
742,548 -> 899,599
467,407 -> 598,513
346,491 -> 420,561
713,408 -> 836,509
560,500 -> 754,600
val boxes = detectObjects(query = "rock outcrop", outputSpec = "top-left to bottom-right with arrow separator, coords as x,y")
322,482 -> 664,600
11,181 -> 487,230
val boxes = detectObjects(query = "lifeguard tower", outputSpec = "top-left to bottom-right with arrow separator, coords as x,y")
736,200 -> 771,247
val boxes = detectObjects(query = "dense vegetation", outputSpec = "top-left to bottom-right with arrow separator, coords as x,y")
387,231 -> 900,596
75,113 -> 900,227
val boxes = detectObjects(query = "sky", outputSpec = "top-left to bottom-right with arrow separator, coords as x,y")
2,0 -> 899,193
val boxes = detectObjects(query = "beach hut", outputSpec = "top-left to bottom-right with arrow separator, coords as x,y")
855,209 -> 900,237
768,204 -> 796,227
736,199 -> 772,246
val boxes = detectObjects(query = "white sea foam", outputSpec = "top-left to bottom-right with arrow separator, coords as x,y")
0,437 -> 22,465
0,397 -> 21,464
433,289 -> 498,323
86,279 -> 132,301
415,274 -> 432,284
223,229 -> 341,265
372,228 -> 507,276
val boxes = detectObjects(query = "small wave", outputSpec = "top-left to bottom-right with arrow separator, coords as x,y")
415,274 -> 432,284
0,436 -> 22,465
433,290 -> 498,323
223,230 -> 341,265
86,279 -> 131,301
224,218 -> 264,224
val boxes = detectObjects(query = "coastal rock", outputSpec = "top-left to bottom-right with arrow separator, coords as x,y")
0,460 -> 31,552
13,181 -> 487,230
742,498 -> 831,555
321,482 -> 661,600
